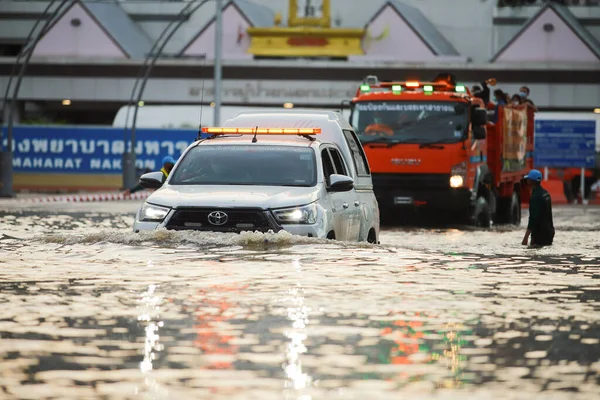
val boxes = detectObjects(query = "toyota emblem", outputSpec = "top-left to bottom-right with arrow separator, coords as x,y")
207,211 -> 228,226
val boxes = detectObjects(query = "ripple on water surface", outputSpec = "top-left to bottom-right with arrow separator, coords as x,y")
0,207 -> 599,399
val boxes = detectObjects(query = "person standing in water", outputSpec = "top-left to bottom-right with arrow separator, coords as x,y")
522,169 -> 555,248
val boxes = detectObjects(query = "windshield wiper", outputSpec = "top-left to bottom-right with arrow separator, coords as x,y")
418,138 -> 462,148
361,136 -> 400,145
364,137 -> 425,148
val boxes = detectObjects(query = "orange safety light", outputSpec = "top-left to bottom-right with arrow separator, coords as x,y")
405,81 -> 420,88
201,127 -> 321,135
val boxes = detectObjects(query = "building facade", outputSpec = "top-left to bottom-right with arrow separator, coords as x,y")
0,0 -> 599,125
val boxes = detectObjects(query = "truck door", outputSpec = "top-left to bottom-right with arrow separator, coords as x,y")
322,146 -> 361,241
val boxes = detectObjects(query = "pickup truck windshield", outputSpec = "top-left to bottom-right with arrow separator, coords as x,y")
352,101 -> 469,144
170,145 -> 317,187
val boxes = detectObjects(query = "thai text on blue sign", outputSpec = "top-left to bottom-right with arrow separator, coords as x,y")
534,120 -> 596,169
1,126 -> 207,173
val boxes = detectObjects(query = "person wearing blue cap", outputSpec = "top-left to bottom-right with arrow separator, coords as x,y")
522,169 -> 555,248
124,155 -> 177,196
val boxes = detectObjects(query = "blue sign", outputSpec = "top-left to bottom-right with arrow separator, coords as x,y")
1,126 -> 209,174
534,120 -> 596,168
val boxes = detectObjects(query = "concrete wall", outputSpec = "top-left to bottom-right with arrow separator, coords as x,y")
2,75 -> 599,110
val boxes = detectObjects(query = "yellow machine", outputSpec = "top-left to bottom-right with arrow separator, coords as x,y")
247,0 -> 365,58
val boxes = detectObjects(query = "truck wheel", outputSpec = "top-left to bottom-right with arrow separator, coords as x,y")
494,191 -> 521,225
473,197 -> 491,228
367,229 -> 377,244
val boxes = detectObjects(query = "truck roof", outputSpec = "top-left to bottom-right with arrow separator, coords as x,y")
354,91 -> 470,102
220,110 -> 354,150
352,76 -> 473,103
197,135 -> 317,148
224,110 -> 352,130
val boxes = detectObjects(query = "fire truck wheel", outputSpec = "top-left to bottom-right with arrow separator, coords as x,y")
494,192 -> 521,225
473,197 -> 491,228
509,192 -> 521,225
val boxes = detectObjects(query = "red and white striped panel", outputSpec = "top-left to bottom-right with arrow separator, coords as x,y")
24,191 -> 151,203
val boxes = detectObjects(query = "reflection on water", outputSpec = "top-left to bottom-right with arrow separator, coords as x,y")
432,323 -> 469,390
281,258 -> 312,398
0,206 -> 599,399
136,283 -> 167,398
190,282 -> 241,370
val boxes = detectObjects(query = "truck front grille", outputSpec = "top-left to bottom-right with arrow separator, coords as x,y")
165,208 -> 281,233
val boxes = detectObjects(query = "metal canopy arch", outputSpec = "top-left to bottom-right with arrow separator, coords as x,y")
0,0 -> 72,197
122,0 -> 218,190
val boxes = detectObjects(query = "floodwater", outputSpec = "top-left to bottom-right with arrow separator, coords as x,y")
0,199 -> 599,400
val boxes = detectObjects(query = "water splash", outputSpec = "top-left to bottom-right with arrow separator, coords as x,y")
37,228 -> 378,250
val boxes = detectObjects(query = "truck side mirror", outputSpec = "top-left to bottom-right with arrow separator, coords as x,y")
473,126 -> 486,140
340,99 -> 351,112
328,174 -> 354,192
471,108 -> 488,126
348,102 -> 355,122
139,171 -> 164,189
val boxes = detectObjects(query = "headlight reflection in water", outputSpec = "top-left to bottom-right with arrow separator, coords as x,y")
282,258 -> 313,399
136,282 -> 166,397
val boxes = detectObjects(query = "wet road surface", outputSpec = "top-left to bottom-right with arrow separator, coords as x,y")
0,199 -> 599,400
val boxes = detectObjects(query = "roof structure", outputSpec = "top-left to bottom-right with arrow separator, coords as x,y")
30,0 -> 152,59
491,3 -> 600,63
233,0 -> 275,27
178,0 -> 274,55
365,1 -> 460,56
84,1 -> 153,59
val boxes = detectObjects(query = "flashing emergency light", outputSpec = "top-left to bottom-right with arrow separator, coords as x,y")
423,85 -> 433,92
455,85 -> 466,92
365,75 -> 379,86
202,127 -> 322,135
405,81 -> 420,88
391,84 -> 402,93
360,84 -> 370,92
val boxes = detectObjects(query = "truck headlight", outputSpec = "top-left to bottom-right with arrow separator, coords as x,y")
272,203 -> 318,224
450,175 -> 464,188
139,203 -> 170,222
450,162 -> 467,188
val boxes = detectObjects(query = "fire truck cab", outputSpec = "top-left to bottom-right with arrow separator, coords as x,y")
349,74 -> 533,226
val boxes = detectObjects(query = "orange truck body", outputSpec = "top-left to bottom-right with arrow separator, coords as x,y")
349,76 -> 535,225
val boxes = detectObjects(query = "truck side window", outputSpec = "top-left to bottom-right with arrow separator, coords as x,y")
342,129 -> 371,176
328,148 -> 349,176
321,148 -> 335,186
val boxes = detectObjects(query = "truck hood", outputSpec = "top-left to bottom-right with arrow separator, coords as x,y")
363,142 -> 470,173
146,185 -> 321,210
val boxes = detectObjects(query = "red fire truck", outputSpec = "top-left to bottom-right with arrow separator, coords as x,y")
348,74 -> 536,226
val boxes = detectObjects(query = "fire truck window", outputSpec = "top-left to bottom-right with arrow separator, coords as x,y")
328,147 -> 349,176
352,101 -> 468,144
343,129 -> 370,176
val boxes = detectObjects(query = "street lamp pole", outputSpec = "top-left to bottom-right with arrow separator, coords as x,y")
122,0 -> 206,191
0,0 -> 69,197
124,0 -> 211,190
214,0 -> 223,127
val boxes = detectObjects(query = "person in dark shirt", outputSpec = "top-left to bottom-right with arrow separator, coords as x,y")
124,155 -> 176,195
522,169 -> 555,248
471,78 -> 496,105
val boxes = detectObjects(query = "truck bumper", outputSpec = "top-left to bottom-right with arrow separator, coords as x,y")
372,173 -> 475,215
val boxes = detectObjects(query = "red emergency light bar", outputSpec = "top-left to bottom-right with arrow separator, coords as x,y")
358,80 -> 466,95
202,127 -> 322,135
